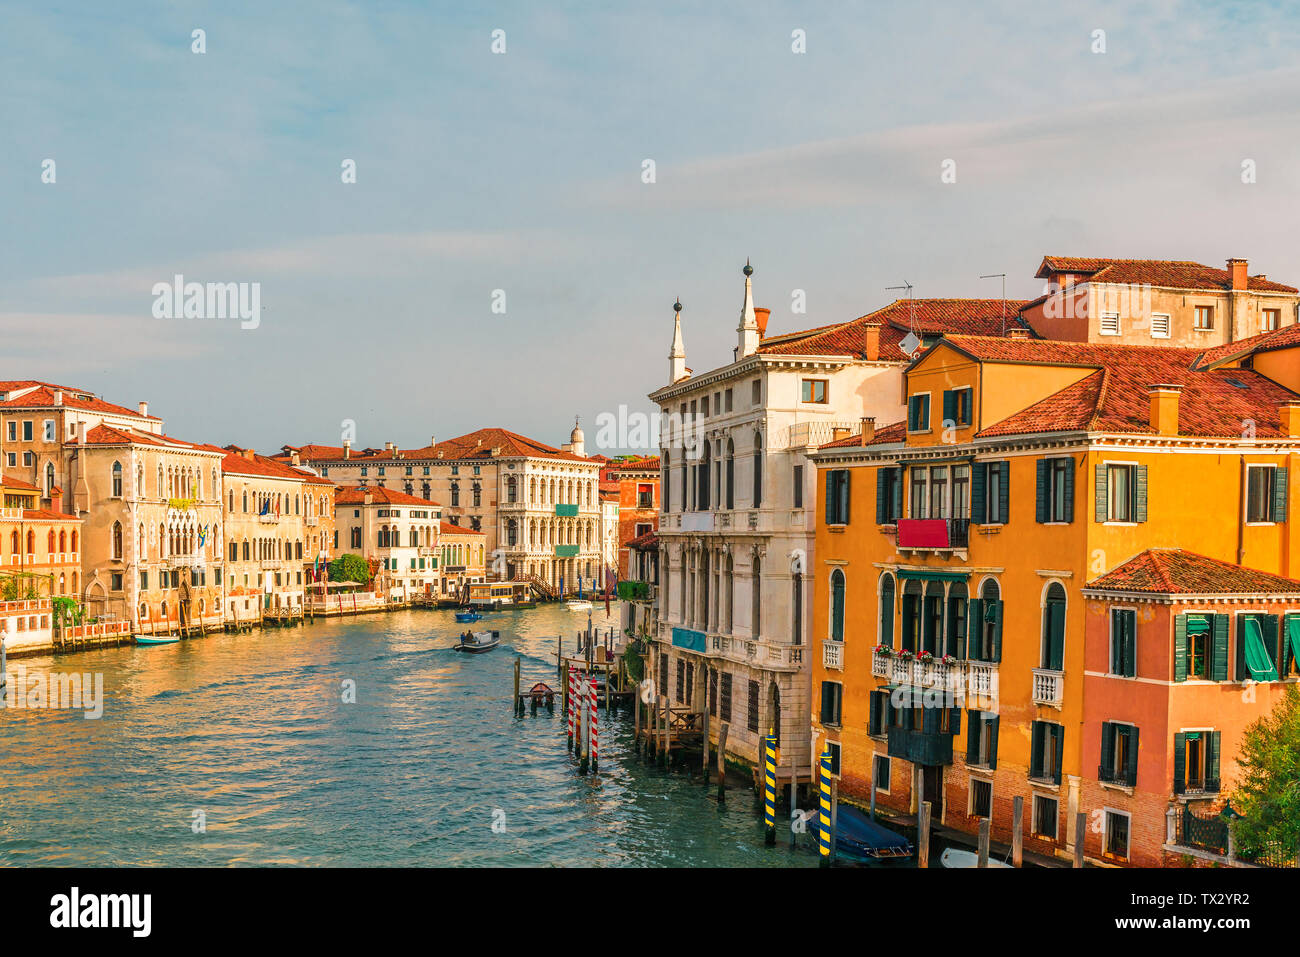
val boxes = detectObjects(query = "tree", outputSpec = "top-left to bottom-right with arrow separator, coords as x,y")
328,553 -> 371,585
1231,685 -> 1300,858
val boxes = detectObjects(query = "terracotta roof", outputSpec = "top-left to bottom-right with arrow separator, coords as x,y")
211,446 -> 317,482
818,420 -> 907,450
1195,322 -> 1300,368
612,455 -> 661,471
83,424 -> 216,452
1,475 -> 40,492
1035,256 -> 1297,293
626,529 -> 659,550
282,427 -> 599,465
439,521 -> 484,536
0,381 -> 161,420
1086,549 -> 1300,595
758,299 -> 1031,360
334,486 -> 442,508
20,508 -> 80,522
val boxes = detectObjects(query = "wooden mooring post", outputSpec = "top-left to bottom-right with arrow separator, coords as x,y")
977,818 -> 990,868
512,657 -> 522,716
918,801 -> 932,868
1012,796 -> 1024,867
716,722 -> 729,802
1073,811 -> 1086,868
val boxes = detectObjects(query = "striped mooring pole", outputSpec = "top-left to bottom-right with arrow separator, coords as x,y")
578,671 -> 590,775
567,663 -> 576,752
818,750 -> 833,867
763,732 -> 777,846
589,673 -> 599,773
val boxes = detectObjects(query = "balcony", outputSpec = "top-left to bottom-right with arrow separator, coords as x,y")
1032,668 -> 1064,708
1098,765 -> 1136,788
968,661 -> 997,699
885,655 -> 961,691
871,650 -> 890,677
706,633 -> 803,672
896,518 -> 970,551
823,640 -> 843,670
887,725 -> 954,766
258,512 -> 280,524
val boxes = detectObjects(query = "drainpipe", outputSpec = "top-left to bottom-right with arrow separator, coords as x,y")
1237,458 -> 1246,566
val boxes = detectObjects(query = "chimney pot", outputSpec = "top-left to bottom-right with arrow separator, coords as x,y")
290,451 -> 301,466
831,427 -> 850,442
138,400 -> 148,417
1280,401 -> 1300,438
1148,383 -> 1182,436
860,416 -> 875,446
54,390 -> 63,406
1227,258 -> 1248,291
1008,327 -> 1031,340
343,439 -> 352,460
861,322 -> 882,362
753,307 -> 771,339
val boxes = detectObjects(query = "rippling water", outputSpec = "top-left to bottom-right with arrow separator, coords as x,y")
0,604 -> 820,867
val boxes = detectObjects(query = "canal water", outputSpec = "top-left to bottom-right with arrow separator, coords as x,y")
0,604 -> 822,867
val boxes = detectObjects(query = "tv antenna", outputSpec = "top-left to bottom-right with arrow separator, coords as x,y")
980,273 -> 1007,336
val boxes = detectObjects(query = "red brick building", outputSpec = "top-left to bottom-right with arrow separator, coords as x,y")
604,456 -> 659,579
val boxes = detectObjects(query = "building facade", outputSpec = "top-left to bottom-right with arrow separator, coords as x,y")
0,477 -> 83,601
334,487 -> 444,600
438,522 -> 486,598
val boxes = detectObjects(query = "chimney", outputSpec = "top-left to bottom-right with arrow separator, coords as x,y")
343,439 -> 352,459
1148,383 -> 1182,436
385,441 -> 394,453
430,435 -> 436,449
753,307 -> 771,339
54,390 -> 63,406
138,400 -> 148,417
831,426 -> 851,442
859,416 -> 875,446
1007,327 -> 1031,340
77,421 -> 87,446
861,322 -> 881,361
290,450 -> 301,466
50,486 -> 62,513
242,447 -> 255,461
1281,401 -> 1300,438
1227,258 -> 1248,291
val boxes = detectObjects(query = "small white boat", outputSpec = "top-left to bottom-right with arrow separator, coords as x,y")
566,600 -> 593,611
455,630 -> 501,653
940,847 -> 1012,869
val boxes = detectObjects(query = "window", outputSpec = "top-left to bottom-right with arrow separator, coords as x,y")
1263,308 -> 1281,331
878,573 -> 895,647
675,659 -> 685,703
1236,612 -> 1280,681
942,388 -> 972,427
1246,465 -> 1287,523
966,711 -> 1000,768
1041,583 -> 1066,670
751,432 -> 763,507
750,556 -> 761,638
746,679 -> 760,733
708,670 -> 718,716
1193,305 -> 1214,330
972,461 -> 1009,524
909,467 -> 928,519
829,569 -> 846,642
869,689 -> 892,736
825,742 -> 841,776
792,465 -> 803,509
1032,795 -> 1059,841
873,754 -> 891,792
1037,457 -> 1074,523
970,778 -> 992,819
801,379 -> 828,403
968,580 -> 1002,662
907,394 -> 931,432
1150,313 -> 1171,338
1029,720 -> 1064,784
820,682 -> 843,726
724,388 -> 733,412
1175,613 -> 1221,681
111,461 -> 123,497
43,419 -> 55,441
719,673 -> 732,722
875,467 -> 902,523
111,572 -> 123,591
22,420 -> 33,441
5,422 -> 12,441
951,465 -> 970,519
928,466 -> 948,519
1103,810 -> 1130,861
1096,463 -> 1146,523
1099,722 -> 1139,787
1174,730 -> 1221,794
1100,312 -> 1120,335
751,380 -> 762,406
1110,608 -> 1137,677
825,469 -> 850,524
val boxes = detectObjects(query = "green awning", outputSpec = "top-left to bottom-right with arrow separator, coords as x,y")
1186,616 -> 1209,635
1244,617 -> 1279,681
896,569 -> 970,583
1288,616 -> 1300,669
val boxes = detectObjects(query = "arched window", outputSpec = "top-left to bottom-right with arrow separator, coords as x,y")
10,530 -> 18,553
901,579 -> 923,653
506,519 -> 518,547
971,579 -> 1002,662
878,572 -> 895,647
830,569 -> 846,642
698,441 -> 711,510
506,476 -> 517,504
751,555 -> 762,638
792,570 -> 803,645
46,462 -> 55,495
1041,582 -> 1067,671
47,530 -> 55,554
111,521 -> 123,560
751,432 -> 763,507
59,529 -> 67,552
725,438 -> 735,510
111,461 -> 123,497
71,530 -> 78,553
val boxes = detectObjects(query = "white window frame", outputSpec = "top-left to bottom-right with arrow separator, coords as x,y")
967,774 -> 994,818
1103,459 -> 1139,526
1193,304 -> 1215,331
1031,793 -> 1060,841
1099,312 -> 1121,336
1244,464 -> 1277,526
1150,313 -> 1171,339
907,392 -> 933,434
1102,807 -> 1132,861
872,753 -> 891,794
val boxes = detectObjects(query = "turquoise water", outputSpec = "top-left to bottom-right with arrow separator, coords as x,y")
0,604 -> 820,867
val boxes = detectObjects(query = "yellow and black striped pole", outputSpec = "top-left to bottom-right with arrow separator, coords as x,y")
763,731 -> 777,846
819,750 -> 833,866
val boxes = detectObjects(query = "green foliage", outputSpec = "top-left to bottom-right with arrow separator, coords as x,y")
1,579 -> 17,601
1231,685 -> 1300,858
52,596 -> 85,626
621,644 -> 644,684
328,553 -> 371,585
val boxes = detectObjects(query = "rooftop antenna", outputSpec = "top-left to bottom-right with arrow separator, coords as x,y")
886,281 -> 917,355
980,273 -> 1007,336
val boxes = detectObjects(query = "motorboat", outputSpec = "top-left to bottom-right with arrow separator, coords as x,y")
831,805 -> 914,865
454,611 -> 483,623
455,630 -> 501,653
940,847 -> 1013,869
566,600 -> 593,612
135,635 -> 180,646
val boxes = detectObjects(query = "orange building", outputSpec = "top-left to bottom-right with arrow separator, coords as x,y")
604,456 -> 659,579
809,325 -> 1300,866
0,476 -> 83,600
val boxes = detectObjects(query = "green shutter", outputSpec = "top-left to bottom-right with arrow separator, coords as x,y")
1047,601 -> 1066,671
826,472 -> 836,525
942,390 -> 955,425
1273,467 -> 1288,522
967,598 -> 982,659
1030,722 -> 1043,779
1286,615 -> 1300,676
1208,731 -> 1221,785
1052,726 -> 1064,785
1124,611 -> 1136,677
922,706 -> 938,734
1236,615 -> 1248,681
1211,614 -> 1230,681
1035,459 -> 1048,523
1263,614 -> 1280,674
841,470 -> 851,524
901,594 -> 916,652
1100,722 -> 1115,776
987,716 -> 999,770
997,464 -> 1009,523
1173,614 -> 1188,683
966,711 -> 981,762
891,467 -> 903,520
1095,463 -> 1108,522
908,397 -> 918,431
989,600 -> 1003,662
875,469 -> 887,524
869,691 -> 881,736
950,707 -> 961,736
1063,461 -> 1074,523
1134,465 -> 1148,522
971,462 -> 987,524
1173,732 -> 1187,794
1126,726 -> 1140,786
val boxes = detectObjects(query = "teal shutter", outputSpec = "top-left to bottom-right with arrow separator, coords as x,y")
1174,614 -> 1188,683
869,691 -> 882,736
1173,732 -> 1187,794
1211,614 -> 1230,681
1100,722 -> 1115,776
942,390 -> 955,425
1124,611 -> 1137,677
997,464 -> 1010,523
971,463 -> 987,524
1095,464 -> 1108,522
966,712 -> 981,762
1063,461 -> 1074,523
950,707 -> 961,736
1208,731 -> 1221,786
987,716 -> 999,770
826,472 -> 836,525
1274,467 -> 1288,522
1052,726 -> 1064,784
1126,726 -> 1139,786
1047,601 -> 1066,670
891,467 -> 903,520
907,397 -> 918,431
989,600 -> 1003,662
967,598 -> 983,659
1263,614 -> 1280,673
1236,615 -> 1247,681
1135,465 -> 1148,522
841,470 -> 851,524
1029,722 -> 1043,778
901,594 -> 916,652
1035,459 -> 1048,523
875,469 -> 887,524
922,706 -> 938,734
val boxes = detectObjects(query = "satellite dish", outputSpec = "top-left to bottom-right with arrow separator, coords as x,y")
638,677 -> 656,704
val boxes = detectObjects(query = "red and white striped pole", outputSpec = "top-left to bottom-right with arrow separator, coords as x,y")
590,673 -> 599,773
567,664 -> 576,752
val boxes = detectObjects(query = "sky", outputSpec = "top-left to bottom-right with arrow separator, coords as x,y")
4,1 -> 1300,456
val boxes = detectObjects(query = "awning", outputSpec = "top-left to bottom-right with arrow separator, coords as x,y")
1244,617 -> 1279,681
1288,615 -> 1300,669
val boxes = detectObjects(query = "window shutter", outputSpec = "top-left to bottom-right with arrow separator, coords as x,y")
1052,726 -> 1064,785
907,397 -> 917,431
1063,461 -> 1074,523
1208,731 -> 1221,785
967,598 -> 982,658
989,600 -> 1003,662
869,691 -> 882,736
1211,614 -> 1230,681
997,464 -> 1009,523
1030,722 -> 1043,778
1035,459 -> 1048,523
883,693 -> 894,729
1236,615 -> 1247,681
1135,465 -> 1148,522
966,711 -> 981,762
971,462 -> 987,524
1173,614 -> 1188,683
922,706 -> 937,734
1100,722 -> 1115,774
987,716 -> 999,770
826,471 -> 836,526
1263,614 -> 1280,672
942,390 -> 955,425
1173,732 -> 1186,794
901,594 -> 915,651
841,470 -> 851,524
950,707 -> 961,736
891,467 -> 903,520
1274,467 -> 1288,522
875,469 -> 887,524
1048,601 -> 1066,671
1095,464 -> 1108,522
1125,726 -> 1140,786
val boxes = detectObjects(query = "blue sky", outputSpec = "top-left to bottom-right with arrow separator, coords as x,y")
4,1 -> 1300,454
